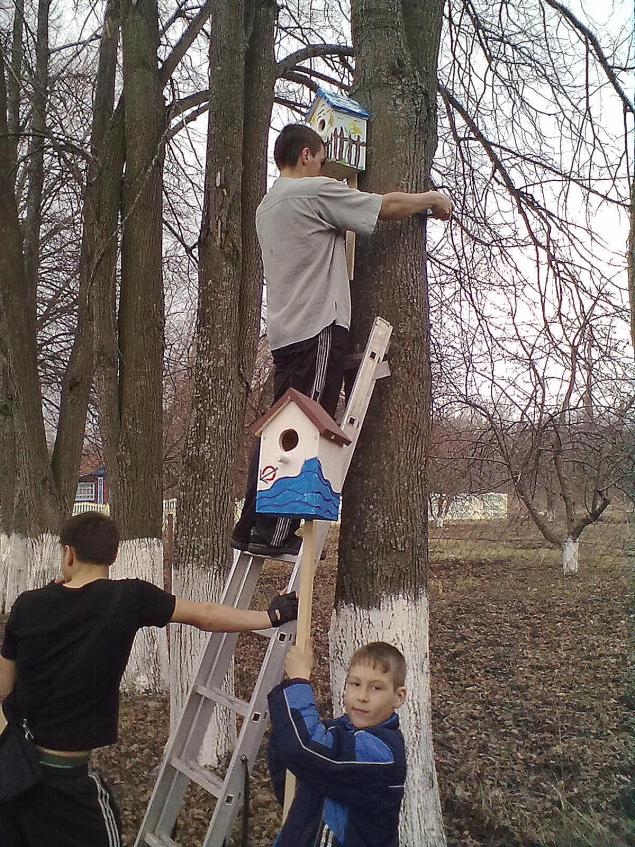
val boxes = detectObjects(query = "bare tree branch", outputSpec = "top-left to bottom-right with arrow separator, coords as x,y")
277,43 -> 353,75
542,0 -> 635,116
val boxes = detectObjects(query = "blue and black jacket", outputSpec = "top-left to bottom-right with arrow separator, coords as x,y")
267,679 -> 406,847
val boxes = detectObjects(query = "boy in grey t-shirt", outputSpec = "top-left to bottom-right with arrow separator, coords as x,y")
232,124 -> 452,558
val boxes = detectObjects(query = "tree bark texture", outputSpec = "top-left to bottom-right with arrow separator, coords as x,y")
51,0 -> 121,515
339,0 -> 440,604
23,0 -> 50,309
171,0 -> 277,758
0,40 -> 60,538
114,0 -> 165,540
91,0 -> 168,691
240,0 -> 278,380
628,178 -> 635,351
333,2 -> 446,844
0,340 -> 15,612
6,0 -> 24,171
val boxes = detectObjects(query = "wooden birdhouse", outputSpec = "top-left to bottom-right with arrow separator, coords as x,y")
306,88 -> 369,179
253,389 -> 351,521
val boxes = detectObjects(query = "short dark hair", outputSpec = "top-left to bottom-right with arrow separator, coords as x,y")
349,642 -> 407,688
273,123 -> 325,169
59,512 -> 119,565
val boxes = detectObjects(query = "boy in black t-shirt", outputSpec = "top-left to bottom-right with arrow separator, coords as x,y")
0,511 -> 297,847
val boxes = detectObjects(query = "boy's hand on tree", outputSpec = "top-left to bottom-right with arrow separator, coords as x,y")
285,640 -> 313,681
267,591 -> 298,627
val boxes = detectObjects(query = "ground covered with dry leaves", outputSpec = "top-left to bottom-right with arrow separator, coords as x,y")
2,513 -> 632,846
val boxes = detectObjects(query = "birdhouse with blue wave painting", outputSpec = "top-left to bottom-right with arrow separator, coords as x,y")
253,389 -> 351,521
306,88 -> 369,179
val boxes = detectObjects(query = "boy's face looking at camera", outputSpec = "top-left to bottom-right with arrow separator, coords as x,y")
343,642 -> 407,730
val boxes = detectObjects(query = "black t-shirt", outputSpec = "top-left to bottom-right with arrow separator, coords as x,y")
0,578 -> 176,751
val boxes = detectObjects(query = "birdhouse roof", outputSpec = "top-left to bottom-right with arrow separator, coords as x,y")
306,88 -> 370,121
251,388 -> 351,446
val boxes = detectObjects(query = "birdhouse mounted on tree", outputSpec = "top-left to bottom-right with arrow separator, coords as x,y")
253,389 -> 351,521
306,88 -> 369,179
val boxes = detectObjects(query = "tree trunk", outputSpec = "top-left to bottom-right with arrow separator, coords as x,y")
628,178 -> 635,350
0,35 -> 61,597
331,2 -> 446,844
23,0 -> 50,304
6,0 -> 24,171
0,337 -> 16,612
102,0 -> 167,692
51,0 -> 121,516
171,0 -> 277,763
0,0 -> 23,613
561,536 -> 579,575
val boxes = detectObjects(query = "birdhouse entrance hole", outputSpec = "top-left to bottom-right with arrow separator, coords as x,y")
280,429 -> 299,452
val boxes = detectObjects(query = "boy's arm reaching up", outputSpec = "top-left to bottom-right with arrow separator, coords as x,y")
267,646 -> 405,808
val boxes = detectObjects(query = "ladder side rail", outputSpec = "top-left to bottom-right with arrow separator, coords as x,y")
201,560 -> 304,844
199,320 -> 392,843
338,316 -> 392,452
202,624 -> 297,844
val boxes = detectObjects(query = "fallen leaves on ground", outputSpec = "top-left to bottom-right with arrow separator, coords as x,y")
2,516 -> 631,846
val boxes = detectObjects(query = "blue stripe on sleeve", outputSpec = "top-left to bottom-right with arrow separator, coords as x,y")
283,682 -> 313,711
354,731 -> 394,764
311,723 -> 335,749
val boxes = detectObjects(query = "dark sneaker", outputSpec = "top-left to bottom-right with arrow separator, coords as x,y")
230,534 -> 250,552
247,533 -> 302,559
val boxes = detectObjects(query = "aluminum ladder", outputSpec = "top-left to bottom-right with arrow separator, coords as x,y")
134,316 -> 392,847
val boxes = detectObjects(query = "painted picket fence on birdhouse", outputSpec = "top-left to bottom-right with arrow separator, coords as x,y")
306,88 -> 369,178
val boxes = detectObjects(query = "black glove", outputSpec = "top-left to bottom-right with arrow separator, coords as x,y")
267,591 -> 298,627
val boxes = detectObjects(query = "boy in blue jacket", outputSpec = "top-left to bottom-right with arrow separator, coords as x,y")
267,640 -> 407,847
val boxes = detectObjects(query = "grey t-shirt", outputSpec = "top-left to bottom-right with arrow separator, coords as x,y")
256,176 -> 383,350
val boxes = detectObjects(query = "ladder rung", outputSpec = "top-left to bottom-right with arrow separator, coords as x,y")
144,834 -> 179,847
252,626 -> 278,639
170,757 -> 224,797
195,684 -> 250,717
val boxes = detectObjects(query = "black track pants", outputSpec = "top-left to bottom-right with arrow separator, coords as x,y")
0,764 -> 122,847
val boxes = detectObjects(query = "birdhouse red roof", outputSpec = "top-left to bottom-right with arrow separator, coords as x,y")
251,389 -> 351,446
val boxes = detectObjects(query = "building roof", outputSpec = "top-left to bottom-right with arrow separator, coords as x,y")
306,88 -> 370,121
251,388 -> 351,446
78,464 -> 107,481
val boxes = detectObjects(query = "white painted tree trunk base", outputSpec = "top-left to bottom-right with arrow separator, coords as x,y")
329,595 -> 446,847
25,533 -> 61,592
3,533 -> 60,612
116,538 -> 169,693
562,537 -> 579,575
170,568 -> 236,768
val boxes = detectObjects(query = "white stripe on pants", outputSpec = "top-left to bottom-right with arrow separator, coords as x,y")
88,769 -> 121,847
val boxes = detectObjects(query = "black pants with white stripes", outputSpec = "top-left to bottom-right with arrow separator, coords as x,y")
234,322 -> 348,546
0,763 -> 122,847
